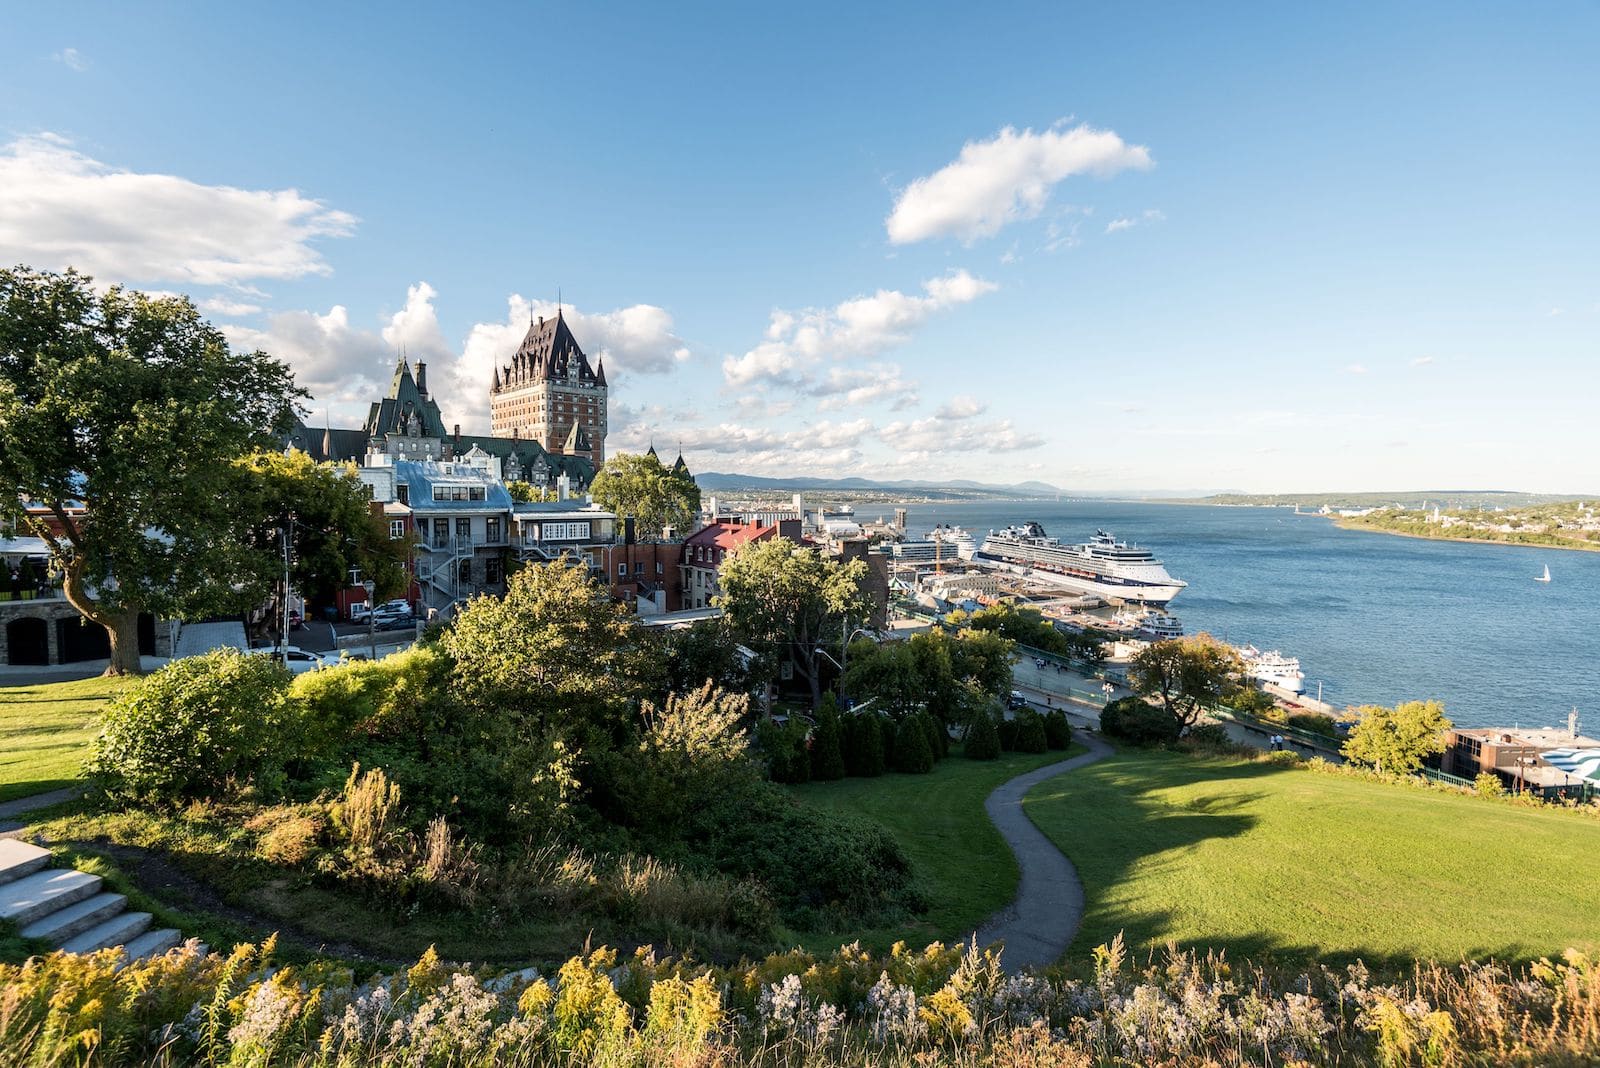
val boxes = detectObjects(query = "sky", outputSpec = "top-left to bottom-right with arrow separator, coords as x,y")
2,2 -> 1597,494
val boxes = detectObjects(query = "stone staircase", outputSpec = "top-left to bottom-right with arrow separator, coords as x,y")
0,839 -> 188,960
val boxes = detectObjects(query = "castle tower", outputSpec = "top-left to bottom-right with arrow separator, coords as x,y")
488,308 -> 608,466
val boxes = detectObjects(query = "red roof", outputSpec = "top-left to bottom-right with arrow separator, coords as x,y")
684,520 -> 777,553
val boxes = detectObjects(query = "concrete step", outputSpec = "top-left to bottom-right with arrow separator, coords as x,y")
121,928 -> 183,962
20,891 -> 127,944
0,839 -> 52,886
0,869 -> 102,926
59,911 -> 152,954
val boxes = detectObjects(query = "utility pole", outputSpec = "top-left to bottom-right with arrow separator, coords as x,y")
279,513 -> 295,660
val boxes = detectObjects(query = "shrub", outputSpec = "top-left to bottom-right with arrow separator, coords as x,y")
288,643 -> 454,749
919,711 -> 947,761
89,649 -> 293,805
1179,722 -> 1255,756
964,713 -> 1001,760
245,806 -> 325,866
604,684 -> 760,830
757,716 -> 812,784
894,715 -> 935,774
1043,710 -> 1072,750
1286,711 -> 1339,738
879,712 -> 898,769
810,695 -> 847,781
1476,772 -> 1506,797
997,716 -> 1020,751
843,712 -> 885,777
1099,696 -> 1182,746
1011,710 -> 1048,754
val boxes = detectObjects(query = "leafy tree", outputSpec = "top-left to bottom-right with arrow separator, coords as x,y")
810,694 -> 846,780
235,448 -> 409,620
963,711 -> 1001,760
608,683 -> 759,831
506,480 -> 555,503
1341,700 -> 1451,774
0,267 -> 303,673
716,537 -> 869,709
842,638 -> 923,718
920,710 -> 948,760
1044,709 -> 1073,750
590,451 -> 701,539
1127,634 -> 1243,734
1100,696 -> 1183,745
651,616 -> 748,697
893,715 -> 934,773
756,716 -> 811,784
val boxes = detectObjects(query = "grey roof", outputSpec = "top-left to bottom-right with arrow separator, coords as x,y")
395,460 -> 514,511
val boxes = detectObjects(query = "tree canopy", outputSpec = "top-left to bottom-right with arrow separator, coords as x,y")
589,451 -> 700,539
1127,634 -> 1243,733
0,267 -> 304,673
1341,700 -> 1452,774
714,537 -> 868,708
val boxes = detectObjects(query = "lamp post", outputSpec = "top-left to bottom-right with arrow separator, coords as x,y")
362,580 -> 376,660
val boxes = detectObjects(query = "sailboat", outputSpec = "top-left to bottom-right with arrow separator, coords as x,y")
1535,564 -> 1552,583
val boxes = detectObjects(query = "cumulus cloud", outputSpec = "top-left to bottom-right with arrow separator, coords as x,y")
0,134 -> 355,287
886,123 -> 1153,245
936,394 -> 987,420
222,305 -> 391,422
807,365 -> 920,412
52,48 -> 87,71
1105,208 -> 1165,234
198,297 -> 263,317
723,269 -> 996,390
880,412 -> 1046,455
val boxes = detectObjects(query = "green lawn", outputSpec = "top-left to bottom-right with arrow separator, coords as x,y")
1025,749 -> 1600,968
790,745 -> 1083,952
0,676 -> 125,802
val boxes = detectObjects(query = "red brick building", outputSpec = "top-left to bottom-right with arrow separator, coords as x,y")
680,518 -> 802,609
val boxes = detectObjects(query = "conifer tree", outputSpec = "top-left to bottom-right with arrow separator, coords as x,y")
894,714 -> 935,773
810,694 -> 846,781
964,712 -> 1001,760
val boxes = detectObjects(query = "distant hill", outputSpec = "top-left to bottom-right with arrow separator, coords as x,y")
694,472 -> 1062,498
1190,490 -> 1592,510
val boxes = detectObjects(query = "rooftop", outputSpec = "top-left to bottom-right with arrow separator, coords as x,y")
1454,727 -> 1600,750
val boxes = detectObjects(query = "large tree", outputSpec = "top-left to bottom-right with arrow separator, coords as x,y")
235,448 -> 411,632
590,451 -> 700,539
0,268 -> 303,674
1127,633 -> 1244,734
1341,700 -> 1451,774
715,537 -> 868,709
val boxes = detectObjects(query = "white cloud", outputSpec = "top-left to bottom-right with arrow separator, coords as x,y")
880,412 -> 1045,455
808,365 -> 920,412
1105,209 -> 1166,235
198,297 -> 262,317
886,122 -> 1153,245
1411,355 -> 1436,367
381,281 -> 454,363
1345,363 -> 1368,375
723,269 -> 996,389
936,394 -> 987,420
52,48 -> 87,71
0,133 -> 355,287
223,305 -> 390,423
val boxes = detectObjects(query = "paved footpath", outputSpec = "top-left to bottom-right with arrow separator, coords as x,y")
972,732 -> 1115,973
0,787 -> 82,837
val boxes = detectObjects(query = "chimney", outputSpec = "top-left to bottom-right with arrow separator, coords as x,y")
557,473 -> 571,501
416,361 -> 427,395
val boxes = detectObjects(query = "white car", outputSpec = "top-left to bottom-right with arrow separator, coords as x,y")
252,646 -> 335,674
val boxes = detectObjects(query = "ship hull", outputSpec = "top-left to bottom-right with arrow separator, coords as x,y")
974,551 -> 1186,605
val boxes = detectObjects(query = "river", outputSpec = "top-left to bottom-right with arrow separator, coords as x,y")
864,499 -> 1598,730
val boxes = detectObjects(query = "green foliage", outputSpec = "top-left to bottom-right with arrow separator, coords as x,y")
652,617 -> 748,696
1285,711 -> 1339,738
1127,634 -> 1243,732
1099,696 -> 1183,746
0,266 -> 305,673
842,638 -> 924,718
89,649 -> 293,804
286,643 -> 455,755
921,710 -> 948,759
1044,709 -> 1073,750
1010,710 -> 1049,754
1476,772 -> 1506,797
963,712 -> 1001,760
893,715 -> 935,774
235,447 -> 410,603
756,716 -> 812,784
506,480 -> 556,503
1341,700 -> 1452,774
589,451 -> 701,539
809,694 -> 846,780
842,712 -> 885,777
963,601 -> 1103,663
1223,686 -> 1278,716
605,684 -> 759,832
716,537 -> 869,708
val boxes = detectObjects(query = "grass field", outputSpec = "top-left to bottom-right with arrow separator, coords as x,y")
791,745 -> 1082,952
0,676 -> 125,803
1025,749 -> 1600,968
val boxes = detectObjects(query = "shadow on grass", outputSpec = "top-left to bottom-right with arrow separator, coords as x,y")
1026,749 -> 1560,977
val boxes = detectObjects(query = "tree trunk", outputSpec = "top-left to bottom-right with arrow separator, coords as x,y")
61,558 -> 144,676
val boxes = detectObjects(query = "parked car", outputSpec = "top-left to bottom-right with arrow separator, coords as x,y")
1007,690 -> 1030,710
374,614 -> 416,632
377,599 -> 413,616
251,646 -> 334,675
349,602 -> 372,623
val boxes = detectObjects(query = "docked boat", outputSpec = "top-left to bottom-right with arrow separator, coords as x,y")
892,525 -> 977,562
1111,605 -> 1185,640
1237,644 -> 1306,694
976,524 -> 1188,605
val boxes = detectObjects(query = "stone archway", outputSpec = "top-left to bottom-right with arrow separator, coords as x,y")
5,616 -> 49,665
56,616 -> 112,663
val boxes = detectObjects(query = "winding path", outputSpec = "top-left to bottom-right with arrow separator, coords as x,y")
971,732 -> 1115,973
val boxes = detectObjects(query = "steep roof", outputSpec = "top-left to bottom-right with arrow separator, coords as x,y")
499,309 -> 602,388
684,520 -> 776,553
365,355 -> 447,438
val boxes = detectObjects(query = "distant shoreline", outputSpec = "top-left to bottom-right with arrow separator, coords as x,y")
1333,518 -> 1600,555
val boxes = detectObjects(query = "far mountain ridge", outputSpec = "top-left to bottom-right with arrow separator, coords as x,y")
694,472 -> 1064,497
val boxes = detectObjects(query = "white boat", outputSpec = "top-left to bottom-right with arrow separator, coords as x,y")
1535,564 -> 1551,583
892,525 -> 977,562
976,524 -> 1187,605
1236,644 -> 1306,694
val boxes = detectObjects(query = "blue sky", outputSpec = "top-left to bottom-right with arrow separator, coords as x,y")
2,2 -> 1596,492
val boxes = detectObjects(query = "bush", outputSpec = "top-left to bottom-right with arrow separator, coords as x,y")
756,716 -> 811,784
1286,711 -> 1339,738
893,715 -> 935,774
1011,710 -> 1048,754
879,713 -> 898,769
603,684 -> 760,832
997,716 -> 1020,751
810,695 -> 846,781
1043,710 -> 1072,750
89,649 -> 293,805
842,712 -> 884,777
1476,772 -> 1506,797
1099,697 -> 1182,746
919,712 -> 947,761
963,713 -> 1001,760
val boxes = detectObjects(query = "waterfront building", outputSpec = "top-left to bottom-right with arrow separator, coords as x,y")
1441,721 -> 1600,799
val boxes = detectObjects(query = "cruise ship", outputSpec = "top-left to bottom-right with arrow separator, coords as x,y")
891,525 -> 977,563
976,524 -> 1188,605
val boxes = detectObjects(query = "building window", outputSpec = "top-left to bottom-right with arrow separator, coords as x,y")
433,518 -> 449,547
618,563 -> 627,577
389,519 -> 405,540
456,518 -> 471,542
634,561 -> 644,575
397,484 -> 409,505
656,562 -> 663,576
485,558 -> 502,585
486,518 -> 501,543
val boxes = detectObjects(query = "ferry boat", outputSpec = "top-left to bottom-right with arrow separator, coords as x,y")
892,525 -> 977,562
1110,605 -> 1185,640
976,524 -> 1188,605
1237,645 -> 1306,694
